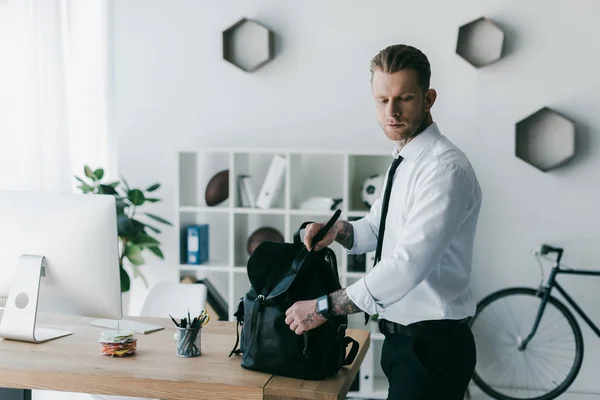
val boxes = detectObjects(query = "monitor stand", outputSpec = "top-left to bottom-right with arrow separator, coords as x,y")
0,255 -> 72,343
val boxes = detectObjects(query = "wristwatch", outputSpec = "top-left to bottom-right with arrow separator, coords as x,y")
317,295 -> 332,320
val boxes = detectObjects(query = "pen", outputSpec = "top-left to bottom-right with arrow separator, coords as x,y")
169,314 -> 180,327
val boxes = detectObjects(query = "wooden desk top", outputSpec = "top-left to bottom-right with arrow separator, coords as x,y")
0,313 -> 369,400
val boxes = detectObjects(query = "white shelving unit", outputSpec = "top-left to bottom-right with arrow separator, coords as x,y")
176,148 -> 392,399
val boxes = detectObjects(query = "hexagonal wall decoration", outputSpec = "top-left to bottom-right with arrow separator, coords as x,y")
456,17 -> 504,68
222,18 -> 274,72
515,107 -> 576,172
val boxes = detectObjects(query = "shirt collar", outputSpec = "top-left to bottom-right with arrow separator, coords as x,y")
392,122 -> 441,163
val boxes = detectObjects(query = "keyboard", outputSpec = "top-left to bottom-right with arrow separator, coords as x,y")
89,318 -> 164,334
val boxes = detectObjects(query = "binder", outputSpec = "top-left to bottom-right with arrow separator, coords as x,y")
186,224 -> 209,265
256,155 -> 286,209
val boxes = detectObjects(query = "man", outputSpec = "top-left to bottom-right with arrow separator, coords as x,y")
284,44 -> 482,399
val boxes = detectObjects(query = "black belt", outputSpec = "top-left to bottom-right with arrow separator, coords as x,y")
378,317 -> 470,337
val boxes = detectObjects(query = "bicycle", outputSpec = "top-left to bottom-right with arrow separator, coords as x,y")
468,244 -> 600,400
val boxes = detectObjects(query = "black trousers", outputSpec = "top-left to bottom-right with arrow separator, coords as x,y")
380,319 -> 476,400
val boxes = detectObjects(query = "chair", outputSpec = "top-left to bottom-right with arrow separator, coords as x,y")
139,281 -> 207,319
90,281 -> 208,400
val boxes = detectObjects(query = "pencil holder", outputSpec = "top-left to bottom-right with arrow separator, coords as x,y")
174,326 -> 201,357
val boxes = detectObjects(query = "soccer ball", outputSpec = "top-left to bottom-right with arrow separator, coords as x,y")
361,174 -> 384,208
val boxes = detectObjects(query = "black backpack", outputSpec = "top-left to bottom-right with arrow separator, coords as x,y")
229,209 -> 359,380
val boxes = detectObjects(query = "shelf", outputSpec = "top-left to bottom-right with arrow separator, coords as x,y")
233,152 -> 287,209
515,107 -> 576,172
232,207 -> 286,215
177,148 -> 392,390
222,18 -> 274,73
348,154 -> 391,212
289,153 -> 345,210
347,210 -> 368,218
179,211 -> 229,265
456,16 -> 504,68
179,263 -> 229,272
178,151 -> 231,208
288,209 -> 339,216
179,206 -> 230,213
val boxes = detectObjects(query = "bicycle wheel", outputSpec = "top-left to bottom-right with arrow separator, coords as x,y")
469,287 -> 583,400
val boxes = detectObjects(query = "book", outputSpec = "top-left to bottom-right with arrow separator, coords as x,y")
237,174 -> 256,208
256,155 -> 286,209
186,225 -> 209,265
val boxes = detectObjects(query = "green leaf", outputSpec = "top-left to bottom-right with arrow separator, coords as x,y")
79,183 -> 94,193
128,189 -> 145,206
117,215 -> 146,239
145,212 -> 172,226
130,233 -> 161,247
99,184 -> 118,195
148,246 -> 164,259
109,181 -> 120,188
121,176 -> 131,192
129,219 -> 147,235
75,176 -> 87,185
144,223 -> 162,234
146,183 -> 160,192
145,198 -> 161,203
120,265 -> 130,293
84,165 -> 97,181
125,244 -> 145,265
93,168 -> 104,180
116,199 -> 127,216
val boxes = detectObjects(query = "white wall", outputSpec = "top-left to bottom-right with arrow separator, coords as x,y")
112,0 -> 600,394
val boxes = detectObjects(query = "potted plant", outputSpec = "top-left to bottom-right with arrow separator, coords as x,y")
75,166 -> 172,293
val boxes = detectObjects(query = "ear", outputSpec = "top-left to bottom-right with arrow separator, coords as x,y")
424,89 -> 437,112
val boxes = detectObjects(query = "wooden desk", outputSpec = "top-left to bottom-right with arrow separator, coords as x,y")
0,314 -> 369,400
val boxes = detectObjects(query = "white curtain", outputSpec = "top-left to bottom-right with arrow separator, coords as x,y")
0,0 -> 115,193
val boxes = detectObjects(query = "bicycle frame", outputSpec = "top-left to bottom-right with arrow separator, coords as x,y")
520,259 -> 600,350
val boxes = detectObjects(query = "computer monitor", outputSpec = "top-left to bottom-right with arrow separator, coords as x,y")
0,190 -> 122,343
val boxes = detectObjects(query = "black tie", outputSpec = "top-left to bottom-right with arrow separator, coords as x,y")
365,155 -> 403,324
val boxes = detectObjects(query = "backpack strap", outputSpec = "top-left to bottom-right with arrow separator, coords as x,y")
228,298 -> 245,357
342,336 -> 360,366
293,209 -> 342,248
241,294 -> 264,358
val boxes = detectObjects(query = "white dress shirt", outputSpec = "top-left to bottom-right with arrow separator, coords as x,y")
345,122 -> 482,326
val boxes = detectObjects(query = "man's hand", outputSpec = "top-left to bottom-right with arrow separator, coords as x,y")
285,299 -> 327,335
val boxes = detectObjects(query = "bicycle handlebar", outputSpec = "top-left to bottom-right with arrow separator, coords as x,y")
540,244 -> 564,263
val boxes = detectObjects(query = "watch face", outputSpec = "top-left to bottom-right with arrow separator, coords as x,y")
318,298 -> 327,310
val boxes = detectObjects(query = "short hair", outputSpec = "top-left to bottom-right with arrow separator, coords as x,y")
370,44 -> 431,91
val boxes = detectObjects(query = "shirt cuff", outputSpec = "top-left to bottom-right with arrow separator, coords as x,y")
346,276 -> 383,316
346,218 -> 373,255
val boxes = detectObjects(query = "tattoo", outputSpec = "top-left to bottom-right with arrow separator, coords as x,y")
328,289 -> 361,316
302,305 -> 318,325
334,221 -> 354,250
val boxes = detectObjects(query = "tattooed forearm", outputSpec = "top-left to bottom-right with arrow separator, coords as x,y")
328,289 -> 361,316
334,221 -> 354,250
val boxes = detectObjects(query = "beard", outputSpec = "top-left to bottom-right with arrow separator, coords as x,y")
382,108 -> 429,144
